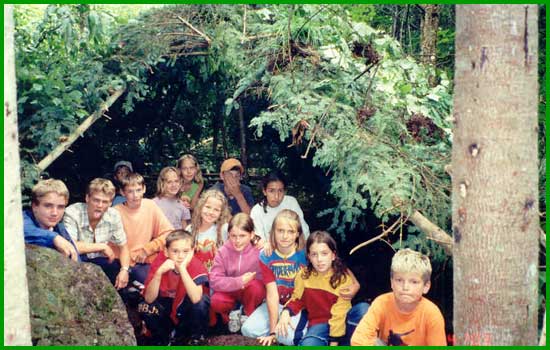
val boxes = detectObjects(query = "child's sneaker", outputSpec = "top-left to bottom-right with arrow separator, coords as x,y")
228,309 -> 242,333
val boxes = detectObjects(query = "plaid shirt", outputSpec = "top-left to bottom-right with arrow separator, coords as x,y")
63,202 -> 127,259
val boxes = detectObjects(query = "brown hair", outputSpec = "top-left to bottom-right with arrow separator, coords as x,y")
303,230 -> 348,289
165,229 -> 194,249
190,189 -> 231,247
87,178 -> 116,199
269,209 -> 305,251
120,172 -> 145,189
155,167 -> 181,197
31,179 -> 69,205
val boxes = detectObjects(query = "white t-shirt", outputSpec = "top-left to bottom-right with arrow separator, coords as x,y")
250,195 -> 310,241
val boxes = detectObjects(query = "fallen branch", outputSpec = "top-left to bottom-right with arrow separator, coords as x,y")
177,16 -> 211,44
37,88 -> 125,172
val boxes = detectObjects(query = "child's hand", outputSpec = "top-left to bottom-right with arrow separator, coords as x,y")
101,243 -> 116,263
158,259 -> 176,274
275,310 -> 293,337
176,252 -> 194,272
242,271 -> 256,285
130,248 -> 148,264
262,241 -> 273,256
257,334 -> 277,346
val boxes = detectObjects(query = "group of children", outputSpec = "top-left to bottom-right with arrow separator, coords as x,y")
23,155 -> 448,346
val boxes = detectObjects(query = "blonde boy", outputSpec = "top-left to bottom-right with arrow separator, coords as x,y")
23,179 -> 79,261
64,178 -> 130,289
351,248 -> 446,346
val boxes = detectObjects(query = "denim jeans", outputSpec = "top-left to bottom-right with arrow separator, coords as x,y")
298,302 -> 369,346
241,302 -> 308,345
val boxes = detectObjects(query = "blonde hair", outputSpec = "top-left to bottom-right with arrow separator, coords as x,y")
228,213 -> 255,234
269,209 -> 305,251
31,179 -> 69,205
190,189 -> 231,247
177,154 -> 204,185
391,248 -> 432,283
120,173 -> 145,189
155,167 -> 181,197
87,178 -> 116,199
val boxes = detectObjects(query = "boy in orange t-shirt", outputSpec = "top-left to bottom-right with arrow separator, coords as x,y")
351,248 -> 446,346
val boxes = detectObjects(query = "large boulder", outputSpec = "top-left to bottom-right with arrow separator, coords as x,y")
25,245 -> 136,345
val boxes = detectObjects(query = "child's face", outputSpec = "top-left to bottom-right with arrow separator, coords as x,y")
263,180 -> 285,208
115,166 -> 130,182
308,242 -> 335,275
180,159 -> 197,183
122,183 -> 145,209
165,238 -> 193,266
229,226 -> 253,252
163,170 -> 181,197
32,192 -> 66,230
390,271 -> 430,311
201,197 -> 223,225
86,191 -> 112,222
273,218 -> 299,252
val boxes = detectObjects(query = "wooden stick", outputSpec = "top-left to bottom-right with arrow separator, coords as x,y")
177,16 -> 211,44
36,88 -> 125,172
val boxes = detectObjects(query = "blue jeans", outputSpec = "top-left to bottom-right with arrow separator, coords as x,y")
241,302 -> 308,345
298,302 -> 369,346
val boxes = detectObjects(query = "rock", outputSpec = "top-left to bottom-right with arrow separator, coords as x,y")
207,334 -> 263,346
25,245 -> 136,346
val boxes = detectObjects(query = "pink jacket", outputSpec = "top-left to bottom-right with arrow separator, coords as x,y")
209,239 -> 263,292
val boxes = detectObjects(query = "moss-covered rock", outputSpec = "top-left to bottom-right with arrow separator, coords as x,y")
25,245 -> 136,345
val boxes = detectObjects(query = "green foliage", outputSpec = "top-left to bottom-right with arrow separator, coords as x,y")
241,7 -> 452,249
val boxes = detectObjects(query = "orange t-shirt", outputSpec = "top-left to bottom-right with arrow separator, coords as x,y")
114,198 -> 174,264
351,292 -> 446,346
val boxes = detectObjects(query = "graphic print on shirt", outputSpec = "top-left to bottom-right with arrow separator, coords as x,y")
195,237 -> 217,271
387,329 -> 415,346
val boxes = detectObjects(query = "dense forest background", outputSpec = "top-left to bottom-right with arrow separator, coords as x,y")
12,4 -> 547,339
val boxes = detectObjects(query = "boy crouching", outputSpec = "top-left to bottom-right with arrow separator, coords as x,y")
139,230 -> 209,345
351,248 -> 446,346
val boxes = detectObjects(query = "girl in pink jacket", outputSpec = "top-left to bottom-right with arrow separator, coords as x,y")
209,213 -> 265,331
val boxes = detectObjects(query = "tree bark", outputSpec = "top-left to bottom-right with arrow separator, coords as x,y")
420,4 -> 439,87
36,88 -> 125,172
238,105 -> 247,173
420,4 -> 439,65
453,5 -> 539,345
4,4 -> 32,345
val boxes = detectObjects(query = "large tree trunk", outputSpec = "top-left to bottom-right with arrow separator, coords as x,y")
4,4 -> 32,345
452,5 -> 539,345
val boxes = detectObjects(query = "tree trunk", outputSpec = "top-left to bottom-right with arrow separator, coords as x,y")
453,5 -> 539,345
238,105 -> 247,173
420,4 -> 439,87
4,4 -> 32,345
420,4 -> 439,64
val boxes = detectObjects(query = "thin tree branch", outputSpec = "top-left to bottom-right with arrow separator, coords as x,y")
177,16 -> 211,44
37,88 -> 125,172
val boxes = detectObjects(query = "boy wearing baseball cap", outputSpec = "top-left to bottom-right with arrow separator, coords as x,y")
210,158 -> 254,215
